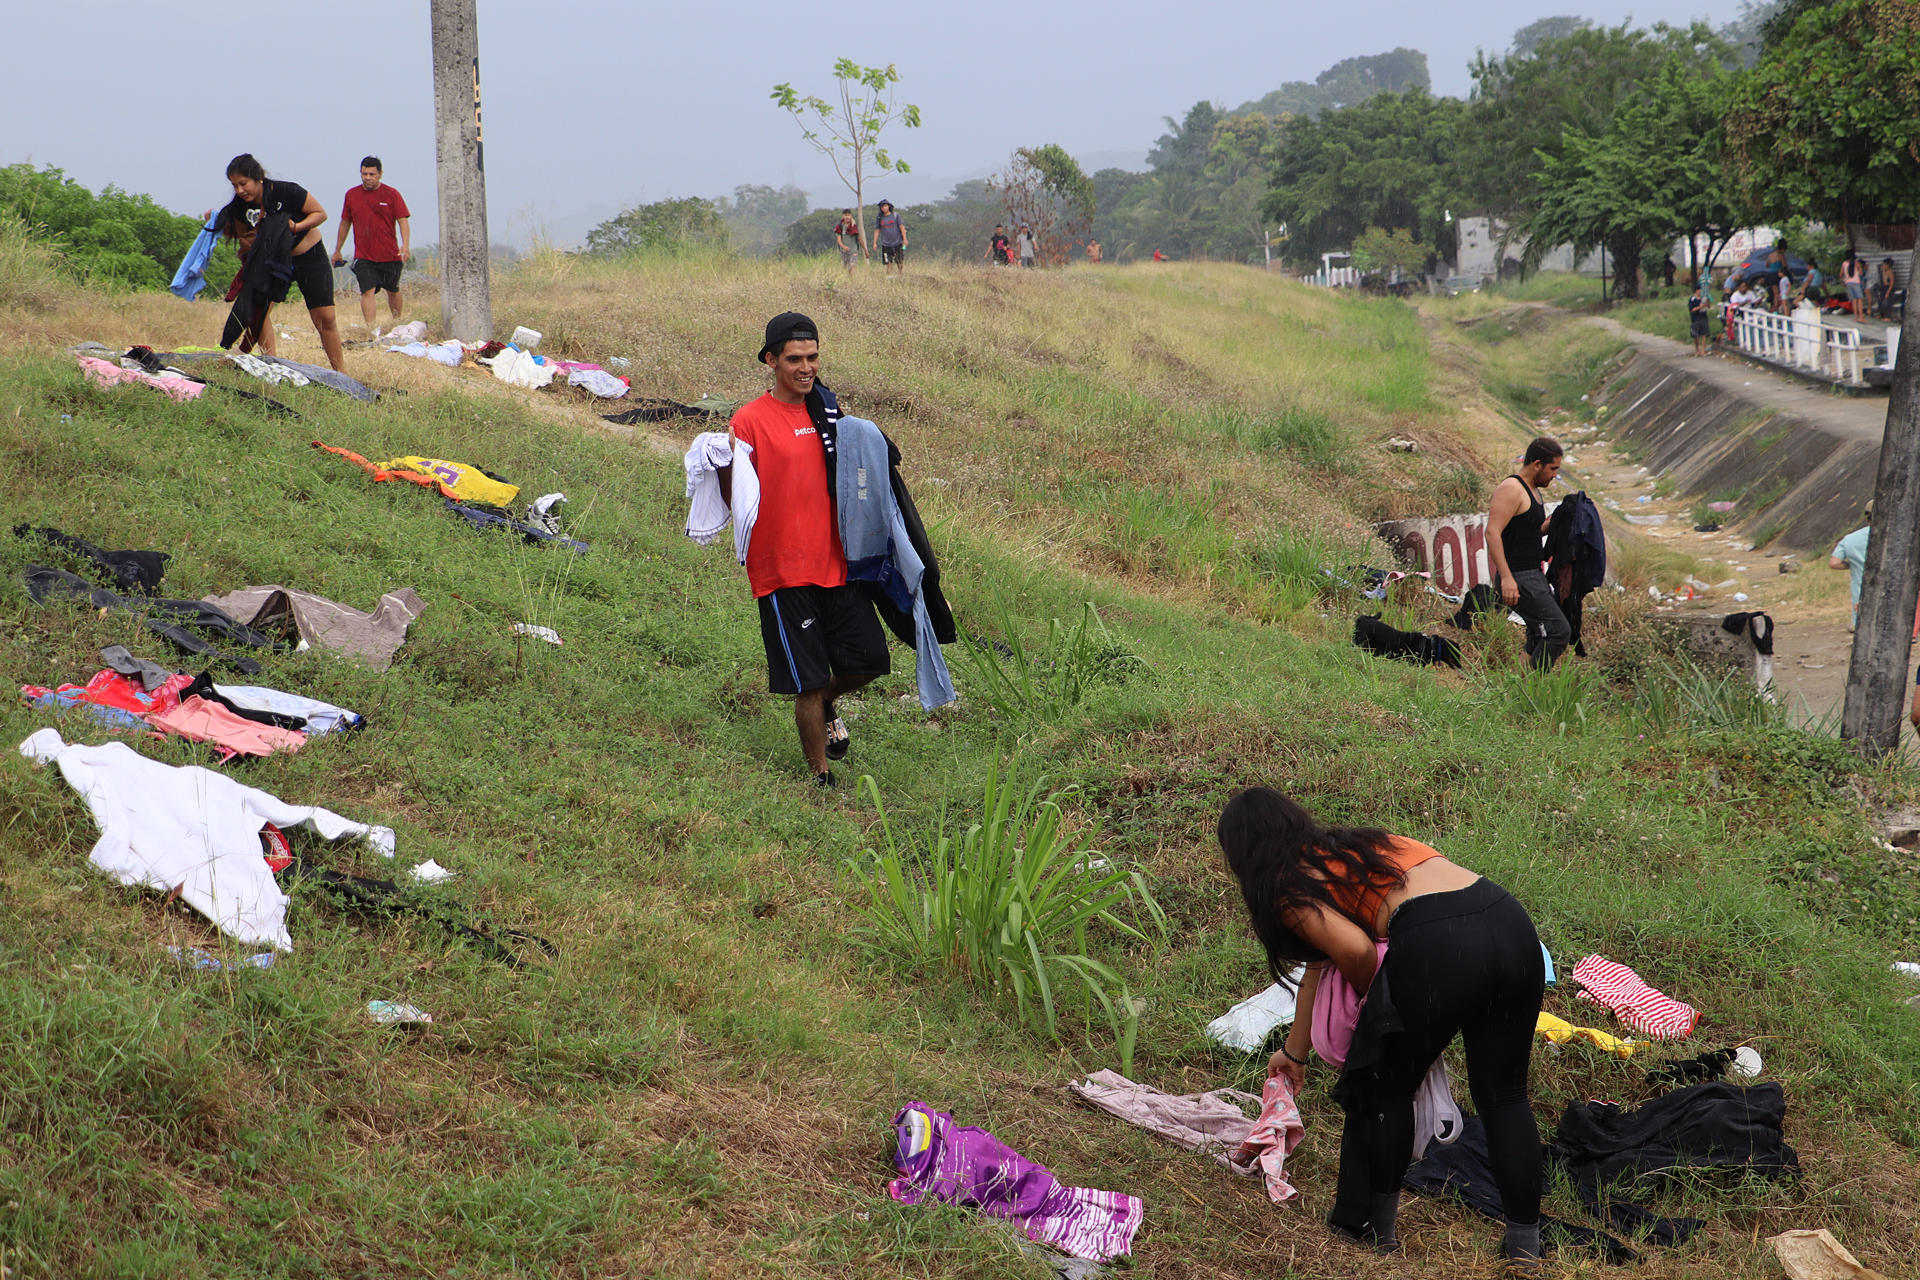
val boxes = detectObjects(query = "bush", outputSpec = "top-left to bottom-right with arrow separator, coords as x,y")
842,763 -> 1166,1068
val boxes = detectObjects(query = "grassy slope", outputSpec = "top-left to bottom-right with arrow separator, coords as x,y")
0,249 -> 1918,1279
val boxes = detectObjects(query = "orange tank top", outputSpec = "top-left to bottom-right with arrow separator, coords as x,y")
1325,835 -> 1444,932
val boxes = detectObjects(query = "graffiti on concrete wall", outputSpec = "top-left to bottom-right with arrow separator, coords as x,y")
1376,513 -> 1494,595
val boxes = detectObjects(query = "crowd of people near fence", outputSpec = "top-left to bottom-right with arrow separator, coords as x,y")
1711,240 -> 1906,342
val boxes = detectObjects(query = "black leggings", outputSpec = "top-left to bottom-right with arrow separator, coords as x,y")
1333,877 -> 1544,1228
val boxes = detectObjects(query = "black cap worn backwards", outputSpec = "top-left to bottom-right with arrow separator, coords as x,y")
757,311 -> 819,365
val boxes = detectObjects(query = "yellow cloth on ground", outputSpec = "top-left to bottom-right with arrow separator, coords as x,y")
377,456 -> 519,506
1537,1011 -> 1639,1059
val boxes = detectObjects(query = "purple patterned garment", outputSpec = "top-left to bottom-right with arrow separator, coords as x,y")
887,1102 -> 1144,1262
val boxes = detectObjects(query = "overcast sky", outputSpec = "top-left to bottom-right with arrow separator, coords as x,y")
8,0 -> 1746,247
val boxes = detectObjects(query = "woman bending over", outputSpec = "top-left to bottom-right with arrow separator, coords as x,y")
1218,787 -> 1546,1273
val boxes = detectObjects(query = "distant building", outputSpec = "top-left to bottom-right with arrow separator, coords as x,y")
1453,215 -> 1599,281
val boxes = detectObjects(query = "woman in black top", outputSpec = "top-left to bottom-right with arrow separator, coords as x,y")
215,153 -> 346,372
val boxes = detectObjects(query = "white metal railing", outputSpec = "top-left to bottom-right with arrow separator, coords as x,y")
1299,266 -> 1362,288
1726,304 -> 1869,384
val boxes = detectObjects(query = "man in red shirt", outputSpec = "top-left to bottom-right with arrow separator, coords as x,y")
719,312 -> 889,786
330,156 -> 411,333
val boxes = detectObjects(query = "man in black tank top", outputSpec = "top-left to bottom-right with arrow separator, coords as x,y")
1485,437 -> 1571,669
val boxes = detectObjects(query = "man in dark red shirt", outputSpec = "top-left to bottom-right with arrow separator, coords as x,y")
330,156 -> 411,333
718,312 -> 888,786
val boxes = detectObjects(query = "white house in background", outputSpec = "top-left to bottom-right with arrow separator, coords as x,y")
1453,215 -> 1606,281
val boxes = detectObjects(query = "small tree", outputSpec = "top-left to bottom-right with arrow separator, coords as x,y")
993,145 -> 1095,265
584,198 -> 729,257
1351,227 -> 1427,277
771,60 -> 921,261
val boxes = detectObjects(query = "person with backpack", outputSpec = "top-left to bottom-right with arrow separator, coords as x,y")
872,200 -> 907,276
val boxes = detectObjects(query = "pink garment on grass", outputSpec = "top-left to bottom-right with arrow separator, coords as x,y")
147,696 -> 307,760
1571,954 -> 1699,1040
1069,1069 -> 1302,1202
77,356 -> 206,402
888,1102 -> 1143,1262
1233,1074 -> 1306,1203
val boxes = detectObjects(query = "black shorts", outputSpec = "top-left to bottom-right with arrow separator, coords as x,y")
757,584 -> 890,695
881,244 -> 906,265
288,243 -> 335,309
352,258 -> 404,294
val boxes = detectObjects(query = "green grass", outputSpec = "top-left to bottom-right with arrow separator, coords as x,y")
2,252 -> 1919,1278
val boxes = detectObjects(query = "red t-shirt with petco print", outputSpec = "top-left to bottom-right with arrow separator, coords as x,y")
730,393 -> 846,597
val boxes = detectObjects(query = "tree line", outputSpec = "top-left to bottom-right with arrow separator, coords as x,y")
1263,0 -> 1920,297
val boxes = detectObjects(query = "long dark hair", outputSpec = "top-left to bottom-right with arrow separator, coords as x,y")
219,154 -> 270,240
1217,787 -> 1406,983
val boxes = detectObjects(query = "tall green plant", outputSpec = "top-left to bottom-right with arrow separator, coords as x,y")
960,598 -> 1142,724
842,765 -> 1166,1069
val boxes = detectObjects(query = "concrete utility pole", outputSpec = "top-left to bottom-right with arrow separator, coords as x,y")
430,0 -> 492,342
1840,239 -> 1920,756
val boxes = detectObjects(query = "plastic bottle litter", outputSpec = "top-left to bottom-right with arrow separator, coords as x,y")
1893,961 -> 1920,979
512,623 -> 562,645
606,356 -> 631,370
410,859 -> 455,883
168,945 -> 275,972
367,1000 -> 433,1025
1733,592 -> 1749,602
1732,1046 -> 1763,1078
1636,495 -> 1653,504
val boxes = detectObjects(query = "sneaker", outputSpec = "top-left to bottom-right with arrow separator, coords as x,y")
824,703 -> 850,761
814,770 -> 837,789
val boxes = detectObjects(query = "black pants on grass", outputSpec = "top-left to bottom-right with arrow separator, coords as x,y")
1331,878 -> 1544,1233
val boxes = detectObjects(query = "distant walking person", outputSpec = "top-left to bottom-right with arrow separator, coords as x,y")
331,156 -> 410,334
1086,238 -> 1103,264
873,200 -> 907,276
1842,252 -> 1866,319
214,153 -> 346,372
1485,438 -> 1570,670
1687,279 -> 1712,355
833,209 -> 862,275
987,223 -> 1011,265
1017,223 -> 1037,268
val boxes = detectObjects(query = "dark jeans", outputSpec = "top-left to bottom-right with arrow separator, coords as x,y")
1505,569 -> 1571,669
1332,878 -> 1544,1230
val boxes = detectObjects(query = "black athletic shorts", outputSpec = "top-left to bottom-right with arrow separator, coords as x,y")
757,583 -> 890,695
881,244 -> 906,265
351,258 -> 404,294
289,242 -> 335,309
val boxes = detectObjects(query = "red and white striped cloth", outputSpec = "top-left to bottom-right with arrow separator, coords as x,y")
1570,954 -> 1700,1040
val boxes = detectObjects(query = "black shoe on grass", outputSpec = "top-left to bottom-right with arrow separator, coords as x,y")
824,702 -> 850,761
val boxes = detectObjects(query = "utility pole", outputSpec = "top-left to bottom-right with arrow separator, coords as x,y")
1840,240 -> 1920,756
430,0 -> 491,342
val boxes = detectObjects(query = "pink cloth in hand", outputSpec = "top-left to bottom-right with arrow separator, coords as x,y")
1232,1074 -> 1305,1203
1311,941 -> 1390,1067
